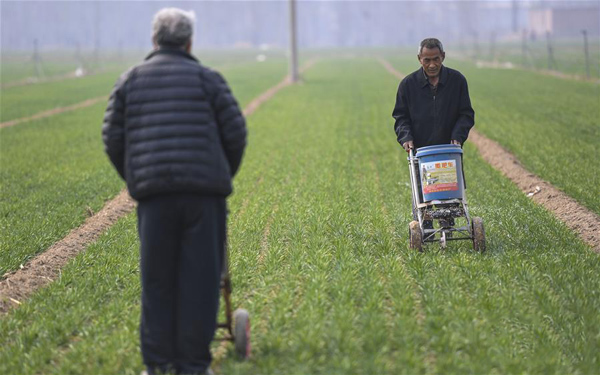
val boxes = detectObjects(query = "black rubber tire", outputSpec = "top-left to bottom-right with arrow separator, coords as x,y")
409,220 -> 423,252
472,217 -> 486,252
233,308 -> 251,359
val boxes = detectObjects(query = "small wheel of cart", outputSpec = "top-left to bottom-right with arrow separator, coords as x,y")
233,308 -> 251,359
472,217 -> 486,252
409,220 -> 423,252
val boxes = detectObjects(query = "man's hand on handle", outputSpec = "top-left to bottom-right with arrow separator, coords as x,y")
451,140 -> 461,146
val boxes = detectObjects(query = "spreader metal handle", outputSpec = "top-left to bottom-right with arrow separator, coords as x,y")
407,148 -> 422,221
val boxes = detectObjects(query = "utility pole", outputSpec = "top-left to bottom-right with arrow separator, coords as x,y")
75,42 -> 85,74
511,0 -> 518,33
582,29 -> 590,79
490,32 -> 496,62
521,29 -> 527,67
545,31 -> 556,70
289,0 -> 299,82
118,40 -> 123,63
32,39 -> 45,80
473,32 -> 479,60
94,1 -> 101,70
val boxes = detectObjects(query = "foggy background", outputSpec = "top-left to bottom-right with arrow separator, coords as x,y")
1,0 -> 599,53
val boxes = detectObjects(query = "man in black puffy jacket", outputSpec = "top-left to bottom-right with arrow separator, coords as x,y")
102,8 -> 246,375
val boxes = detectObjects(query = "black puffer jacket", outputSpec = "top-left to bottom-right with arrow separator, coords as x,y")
102,48 -> 246,200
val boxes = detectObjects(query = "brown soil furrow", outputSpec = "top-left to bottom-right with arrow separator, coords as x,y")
1,69 -> 104,89
0,96 -> 107,129
1,59 -> 319,315
453,55 -> 600,84
376,56 -> 405,80
469,130 -> 600,251
243,79 -> 291,117
242,57 -> 318,117
0,190 -> 136,313
377,56 -> 600,252
235,58 -> 319,220
2,59 -> 319,130
299,57 -> 318,74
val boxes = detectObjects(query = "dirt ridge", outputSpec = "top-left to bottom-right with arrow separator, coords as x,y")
452,54 -> 600,84
0,190 -> 135,313
0,96 -> 107,129
469,131 -> 600,251
242,58 -> 317,116
377,56 -> 600,252
1,69 -> 106,90
0,59 -> 319,314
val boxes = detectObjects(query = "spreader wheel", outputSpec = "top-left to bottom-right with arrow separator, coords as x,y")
409,220 -> 423,252
472,217 -> 486,252
233,308 -> 251,359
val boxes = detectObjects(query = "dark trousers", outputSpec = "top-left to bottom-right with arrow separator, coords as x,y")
137,194 -> 226,375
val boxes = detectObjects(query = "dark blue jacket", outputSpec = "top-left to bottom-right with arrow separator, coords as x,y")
102,48 -> 246,200
393,66 -> 475,148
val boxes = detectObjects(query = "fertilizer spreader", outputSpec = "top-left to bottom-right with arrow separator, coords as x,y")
215,246 -> 251,358
407,144 -> 486,251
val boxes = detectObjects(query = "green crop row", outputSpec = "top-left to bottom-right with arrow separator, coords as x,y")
450,38 -> 600,80
1,57 -> 598,375
1,70 -> 122,122
386,54 -> 600,216
0,57 -> 288,276
0,51 -> 99,85
0,51 -> 288,123
0,104 -> 125,276
0,49 -> 287,86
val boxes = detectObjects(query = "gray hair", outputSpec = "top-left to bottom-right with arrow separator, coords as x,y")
152,8 -> 196,48
418,38 -> 444,55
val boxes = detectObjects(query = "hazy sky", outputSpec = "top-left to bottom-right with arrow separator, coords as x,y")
1,1 -> 597,51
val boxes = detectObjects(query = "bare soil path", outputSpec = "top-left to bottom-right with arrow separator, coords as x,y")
468,131 -> 600,251
1,69 -> 104,89
0,59 -> 319,314
0,191 -> 135,313
0,96 -> 107,129
453,54 -> 600,84
378,57 -> 600,252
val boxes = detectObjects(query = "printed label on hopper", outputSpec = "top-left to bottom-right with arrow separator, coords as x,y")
421,160 -> 459,194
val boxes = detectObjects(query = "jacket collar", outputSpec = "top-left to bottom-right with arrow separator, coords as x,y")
419,65 -> 447,87
145,47 -> 198,62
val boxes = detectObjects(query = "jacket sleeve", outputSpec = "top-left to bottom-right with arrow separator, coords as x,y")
206,71 -> 247,177
392,80 -> 413,145
451,75 -> 475,144
102,70 -> 130,180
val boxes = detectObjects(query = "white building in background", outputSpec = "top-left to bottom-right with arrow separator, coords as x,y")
529,5 -> 600,37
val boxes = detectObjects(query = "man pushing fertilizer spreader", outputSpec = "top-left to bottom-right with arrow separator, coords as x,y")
392,38 -> 484,251
392,38 -> 475,152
